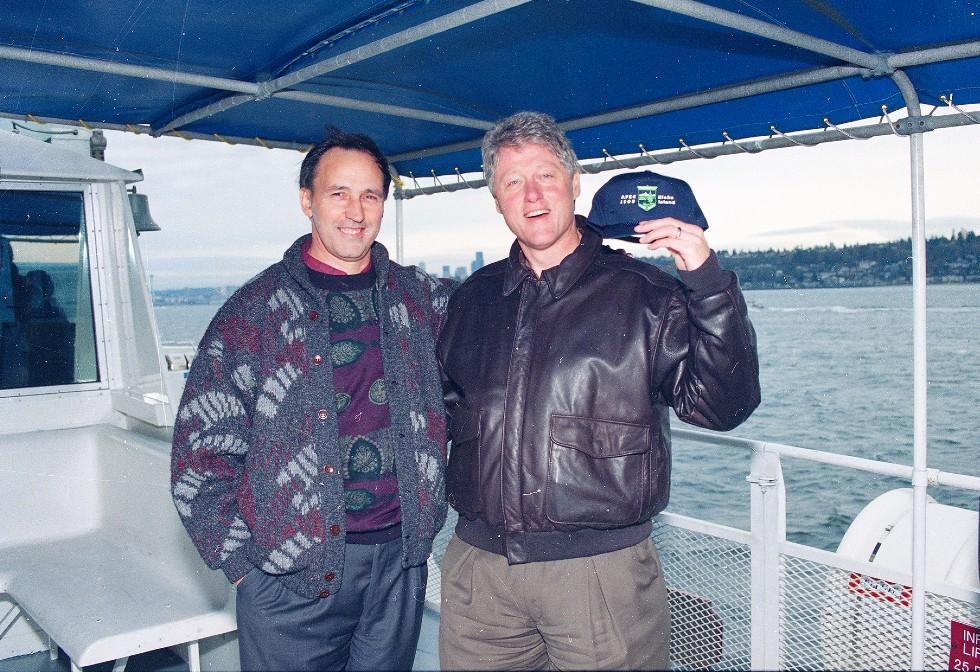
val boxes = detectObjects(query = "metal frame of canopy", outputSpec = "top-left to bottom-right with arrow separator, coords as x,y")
0,0 -> 524,145
2,0 -> 979,667
1,0 -> 978,159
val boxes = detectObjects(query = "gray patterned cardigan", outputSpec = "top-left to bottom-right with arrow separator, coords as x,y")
171,235 -> 454,599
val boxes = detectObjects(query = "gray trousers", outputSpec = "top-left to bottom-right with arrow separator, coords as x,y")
439,535 -> 670,670
236,539 -> 427,671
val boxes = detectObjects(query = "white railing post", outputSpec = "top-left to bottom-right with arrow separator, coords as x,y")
890,70 -> 929,670
187,640 -> 201,672
748,446 -> 786,670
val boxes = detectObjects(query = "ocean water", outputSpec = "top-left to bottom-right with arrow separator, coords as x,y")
154,283 -> 979,551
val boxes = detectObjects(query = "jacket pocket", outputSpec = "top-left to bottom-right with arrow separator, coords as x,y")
446,409 -> 482,517
545,415 -> 652,528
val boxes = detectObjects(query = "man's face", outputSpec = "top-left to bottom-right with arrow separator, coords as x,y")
491,142 -> 581,261
300,148 -> 385,273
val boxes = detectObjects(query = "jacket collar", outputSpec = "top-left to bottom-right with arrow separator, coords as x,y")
502,240 -> 533,296
282,234 -> 390,298
502,216 -> 601,299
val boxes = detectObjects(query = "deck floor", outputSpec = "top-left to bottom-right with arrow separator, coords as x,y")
0,608 -> 441,672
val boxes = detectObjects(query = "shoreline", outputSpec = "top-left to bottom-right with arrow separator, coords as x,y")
152,280 -> 980,305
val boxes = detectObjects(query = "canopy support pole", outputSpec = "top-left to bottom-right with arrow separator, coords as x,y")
0,48 -> 492,133
394,187 -> 405,265
153,0 -> 528,134
629,0 -> 885,71
3,32 -> 976,155
389,36 -> 980,167
631,0 -> 980,75
398,110 -> 979,198
891,69 -> 928,671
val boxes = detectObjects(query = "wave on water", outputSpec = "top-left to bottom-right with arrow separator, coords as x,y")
756,305 -> 976,314
760,305 -> 901,314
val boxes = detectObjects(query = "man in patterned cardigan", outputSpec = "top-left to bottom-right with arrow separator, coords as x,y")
171,129 -> 454,671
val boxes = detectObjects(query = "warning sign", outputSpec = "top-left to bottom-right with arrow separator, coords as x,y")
847,572 -> 912,607
949,620 -> 980,671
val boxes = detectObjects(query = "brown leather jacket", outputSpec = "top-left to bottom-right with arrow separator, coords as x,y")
438,225 -> 760,564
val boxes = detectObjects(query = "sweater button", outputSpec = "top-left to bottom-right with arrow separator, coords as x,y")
323,464 -> 335,475
318,589 -> 330,598
324,571 -> 335,582
317,409 -> 328,421
330,524 -> 341,536
309,310 -> 319,321
312,354 -> 323,366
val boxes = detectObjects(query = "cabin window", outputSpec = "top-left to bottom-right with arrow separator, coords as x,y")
0,190 -> 99,390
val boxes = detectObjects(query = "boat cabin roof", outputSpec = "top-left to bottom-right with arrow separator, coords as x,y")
0,130 -> 142,184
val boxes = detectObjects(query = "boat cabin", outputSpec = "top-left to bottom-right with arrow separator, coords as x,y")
0,130 -> 237,672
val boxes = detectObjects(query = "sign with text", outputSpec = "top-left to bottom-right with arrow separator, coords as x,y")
949,620 -> 980,671
847,572 -> 912,608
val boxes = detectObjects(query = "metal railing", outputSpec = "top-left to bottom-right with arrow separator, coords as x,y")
426,428 -> 980,670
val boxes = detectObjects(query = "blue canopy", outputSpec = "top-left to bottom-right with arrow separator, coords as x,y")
1,0 -> 978,180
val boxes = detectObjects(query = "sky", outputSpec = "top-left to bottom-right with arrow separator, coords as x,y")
99,113 -> 980,290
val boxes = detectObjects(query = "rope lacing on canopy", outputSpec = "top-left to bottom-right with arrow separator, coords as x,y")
940,93 -> 980,125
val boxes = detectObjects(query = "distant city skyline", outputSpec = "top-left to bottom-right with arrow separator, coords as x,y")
429,250 -> 487,281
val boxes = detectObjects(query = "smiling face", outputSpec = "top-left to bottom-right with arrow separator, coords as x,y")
299,148 -> 386,273
491,142 -> 582,273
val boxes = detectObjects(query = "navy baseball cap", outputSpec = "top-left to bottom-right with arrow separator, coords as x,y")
586,171 -> 709,241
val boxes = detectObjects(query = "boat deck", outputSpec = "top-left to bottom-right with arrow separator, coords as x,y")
0,609 -> 441,672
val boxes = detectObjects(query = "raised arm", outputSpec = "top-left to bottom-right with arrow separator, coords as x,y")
638,217 -> 760,430
655,259 -> 761,431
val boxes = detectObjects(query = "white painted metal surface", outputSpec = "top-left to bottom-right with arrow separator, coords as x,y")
0,130 -> 141,184
0,131 -> 228,669
0,425 -> 236,669
838,489 -> 980,591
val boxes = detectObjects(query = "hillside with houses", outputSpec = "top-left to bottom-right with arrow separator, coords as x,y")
641,231 -> 979,290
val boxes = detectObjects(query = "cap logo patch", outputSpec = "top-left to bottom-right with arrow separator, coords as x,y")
637,185 -> 658,212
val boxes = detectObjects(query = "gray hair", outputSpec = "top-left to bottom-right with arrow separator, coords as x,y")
481,111 -> 579,193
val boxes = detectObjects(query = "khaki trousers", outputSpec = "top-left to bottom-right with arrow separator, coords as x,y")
439,534 -> 670,670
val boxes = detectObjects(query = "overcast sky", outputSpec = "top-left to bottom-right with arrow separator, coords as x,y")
101,113 -> 980,290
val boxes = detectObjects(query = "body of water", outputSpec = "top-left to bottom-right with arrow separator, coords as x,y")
154,283 -> 979,551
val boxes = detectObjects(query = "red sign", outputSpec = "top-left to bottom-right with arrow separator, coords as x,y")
847,572 -> 912,608
949,620 -> 980,671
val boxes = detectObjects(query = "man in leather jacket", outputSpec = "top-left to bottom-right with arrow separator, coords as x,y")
437,111 -> 761,670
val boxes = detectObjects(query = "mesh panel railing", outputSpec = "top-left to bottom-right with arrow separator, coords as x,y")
780,553 -> 980,670
781,554 -> 908,670
924,587 -> 980,668
653,520 -> 753,671
426,513 -> 753,670
425,509 -> 457,609
424,509 -> 978,670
